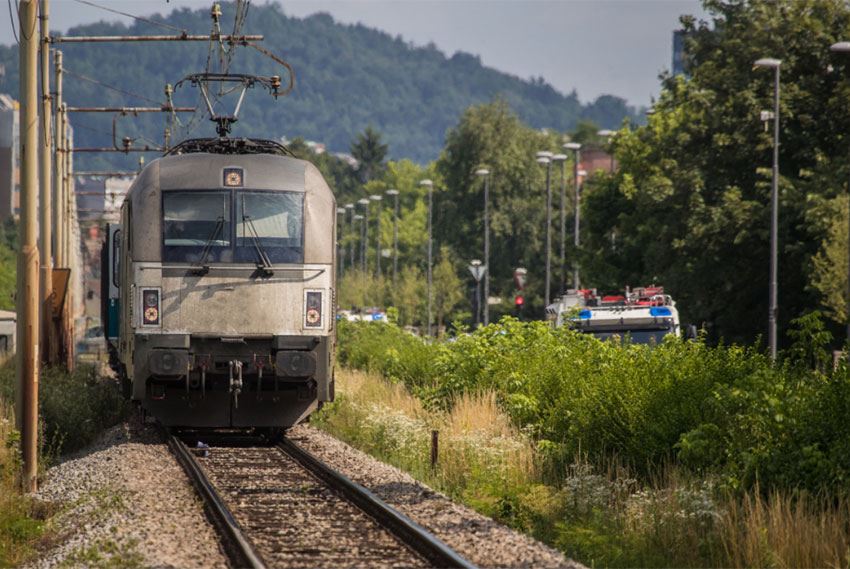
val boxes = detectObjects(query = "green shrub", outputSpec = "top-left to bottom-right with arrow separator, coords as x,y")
0,362 -> 128,456
337,316 -> 850,493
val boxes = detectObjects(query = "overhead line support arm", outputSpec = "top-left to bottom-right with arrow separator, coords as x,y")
49,34 -> 263,43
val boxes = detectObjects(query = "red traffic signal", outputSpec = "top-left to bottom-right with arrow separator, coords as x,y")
515,295 -> 524,306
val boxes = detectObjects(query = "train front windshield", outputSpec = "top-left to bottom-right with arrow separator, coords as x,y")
162,190 -> 304,264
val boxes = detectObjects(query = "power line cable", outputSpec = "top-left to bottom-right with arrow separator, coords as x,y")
69,120 -> 113,138
71,0 -> 186,34
7,0 -> 18,44
64,68 -> 161,105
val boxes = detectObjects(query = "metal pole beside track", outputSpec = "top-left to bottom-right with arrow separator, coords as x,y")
17,0 -> 41,492
39,0 -> 52,365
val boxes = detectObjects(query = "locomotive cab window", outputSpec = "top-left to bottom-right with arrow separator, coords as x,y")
161,190 -> 303,264
236,191 -> 304,264
163,191 -> 232,263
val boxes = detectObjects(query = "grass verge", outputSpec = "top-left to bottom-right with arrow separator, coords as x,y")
0,360 -> 129,566
316,369 -> 850,568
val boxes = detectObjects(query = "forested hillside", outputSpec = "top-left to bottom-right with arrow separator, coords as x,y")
0,2 -> 638,166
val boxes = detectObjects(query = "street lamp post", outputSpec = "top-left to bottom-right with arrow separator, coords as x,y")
358,198 -> 370,273
336,207 -> 345,280
475,168 -> 491,325
420,179 -> 434,337
468,259 -> 485,327
536,151 -> 553,310
551,154 -> 567,295
385,189 -> 400,283
830,42 -> 850,346
370,194 -> 383,277
344,203 -> 355,272
353,214 -> 364,274
564,142 -> 582,289
754,57 -> 782,361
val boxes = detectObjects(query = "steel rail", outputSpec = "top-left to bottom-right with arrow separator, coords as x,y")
165,433 -> 267,569
278,438 -> 478,569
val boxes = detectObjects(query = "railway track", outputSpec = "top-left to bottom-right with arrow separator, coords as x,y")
167,431 -> 476,569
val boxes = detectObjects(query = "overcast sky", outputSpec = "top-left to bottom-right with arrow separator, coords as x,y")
0,0 -> 708,107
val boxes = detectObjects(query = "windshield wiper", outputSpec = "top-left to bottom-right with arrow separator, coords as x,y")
192,216 -> 225,276
242,214 -> 274,277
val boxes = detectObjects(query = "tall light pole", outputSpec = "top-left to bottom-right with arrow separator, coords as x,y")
597,129 -> 616,172
469,259 -> 484,327
536,151 -> 553,309
420,179 -> 434,337
755,57 -> 781,361
370,194 -> 383,276
358,198 -> 369,273
344,203 -> 355,272
353,214 -> 364,274
830,42 -> 850,346
385,188 -> 400,283
550,154 -> 567,295
564,142 -> 582,289
336,207 -> 345,280
475,168 -> 491,325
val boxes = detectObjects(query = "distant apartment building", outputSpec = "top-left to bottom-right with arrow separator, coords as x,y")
582,148 -> 616,175
75,175 -> 132,222
0,94 -> 20,222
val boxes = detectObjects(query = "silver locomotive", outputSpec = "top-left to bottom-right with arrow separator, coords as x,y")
104,138 -> 336,430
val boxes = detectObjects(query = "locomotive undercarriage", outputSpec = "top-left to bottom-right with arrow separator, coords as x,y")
133,333 -> 333,428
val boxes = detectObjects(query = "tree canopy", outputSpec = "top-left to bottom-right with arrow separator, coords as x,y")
583,0 -> 850,345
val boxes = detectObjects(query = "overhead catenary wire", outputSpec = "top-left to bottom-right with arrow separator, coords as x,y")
17,0 -> 36,41
7,0 -> 18,44
71,0 -> 186,34
64,68 -> 161,105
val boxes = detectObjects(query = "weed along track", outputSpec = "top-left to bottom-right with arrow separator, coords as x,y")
167,432 -> 476,569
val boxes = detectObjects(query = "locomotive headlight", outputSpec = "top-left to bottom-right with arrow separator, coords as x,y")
141,288 -> 161,327
304,290 -> 323,329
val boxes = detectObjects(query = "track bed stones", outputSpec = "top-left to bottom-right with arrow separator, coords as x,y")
26,416 -> 227,569
196,444 -> 430,568
289,424 -> 583,569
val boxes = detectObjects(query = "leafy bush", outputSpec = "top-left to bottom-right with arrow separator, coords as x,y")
0,362 -> 128,456
336,317 -> 850,493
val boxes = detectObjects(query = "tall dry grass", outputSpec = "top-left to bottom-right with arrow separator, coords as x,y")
322,369 -> 536,500
720,489 -> 850,569
320,369 -> 850,568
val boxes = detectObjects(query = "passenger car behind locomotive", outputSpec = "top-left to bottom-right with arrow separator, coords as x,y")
103,138 -> 335,429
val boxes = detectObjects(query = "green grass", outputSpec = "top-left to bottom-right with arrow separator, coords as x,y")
318,369 -> 850,569
0,242 -> 15,311
0,361 -> 129,566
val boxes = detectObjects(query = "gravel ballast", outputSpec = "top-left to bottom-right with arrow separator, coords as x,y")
27,417 -> 227,569
289,424 -> 583,569
27,415 -> 580,568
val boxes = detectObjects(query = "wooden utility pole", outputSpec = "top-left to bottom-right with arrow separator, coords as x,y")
39,0 -> 53,364
63,101 -> 75,371
16,0 -> 40,492
52,50 -> 63,268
